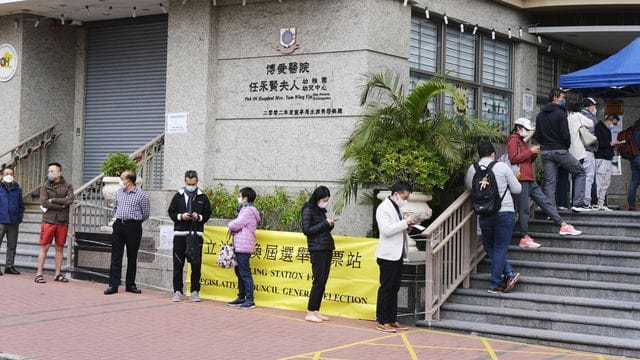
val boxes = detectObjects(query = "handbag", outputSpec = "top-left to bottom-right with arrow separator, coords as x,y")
579,126 -> 597,146
185,232 -> 201,264
217,243 -> 237,268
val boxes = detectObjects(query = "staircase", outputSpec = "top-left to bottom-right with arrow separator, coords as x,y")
427,209 -> 640,358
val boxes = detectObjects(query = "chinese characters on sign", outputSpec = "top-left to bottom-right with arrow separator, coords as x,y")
244,61 -> 343,117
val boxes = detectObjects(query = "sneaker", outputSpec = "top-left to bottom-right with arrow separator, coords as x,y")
4,266 -> 20,275
504,272 -> 521,293
239,300 -> 255,309
305,313 -> 323,323
559,224 -> 582,236
557,206 -> 569,211
598,205 -> 613,211
487,286 -> 505,294
190,291 -> 201,302
571,205 -> 592,212
519,235 -> 541,249
227,297 -> 245,307
376,323 -> 397,333
171,291 -> 183,302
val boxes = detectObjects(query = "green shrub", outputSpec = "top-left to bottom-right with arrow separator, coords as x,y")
203,185 -> 309,232
100,153 -> 138,177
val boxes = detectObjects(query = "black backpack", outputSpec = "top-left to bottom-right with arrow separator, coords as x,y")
471,161 -> 507,216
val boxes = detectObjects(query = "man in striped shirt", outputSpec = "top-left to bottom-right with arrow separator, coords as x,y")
104,170 -> 150,295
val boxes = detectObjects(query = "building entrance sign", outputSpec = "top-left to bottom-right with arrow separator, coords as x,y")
0,44 -> 17,82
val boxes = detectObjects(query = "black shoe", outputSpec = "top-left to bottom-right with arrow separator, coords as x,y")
104,287 -> 118,295
126,286 -> 142,294
4,266 -> 20,275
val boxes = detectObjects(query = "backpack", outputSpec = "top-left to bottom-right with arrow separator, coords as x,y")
616,127 -> 640,160
471,161 -> 507,216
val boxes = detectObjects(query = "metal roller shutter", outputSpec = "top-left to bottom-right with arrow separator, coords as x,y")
84,19 -> 167,182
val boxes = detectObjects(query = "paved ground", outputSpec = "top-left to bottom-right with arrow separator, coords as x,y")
0,274 -> 624,360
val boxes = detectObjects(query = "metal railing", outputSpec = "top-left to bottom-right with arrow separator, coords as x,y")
0,124 -> 58,198
71,133 -> 165,235
421,190 -> 485,323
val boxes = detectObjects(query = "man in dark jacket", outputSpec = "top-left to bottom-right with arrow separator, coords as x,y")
594,114 -> 620,210
35,162 -> 75,284
0,167 -> 24,275
534,88 -> 589,212
167,170 -> 212,303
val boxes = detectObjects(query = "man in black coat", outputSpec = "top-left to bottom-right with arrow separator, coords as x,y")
594,114 -> 620,210
534,88 -> 589,212
167,170 -> 212,302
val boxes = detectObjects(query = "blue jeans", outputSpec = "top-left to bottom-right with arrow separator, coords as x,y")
234,253 -> 254,301
479,211 -> 516,289
628,157 -> 640,207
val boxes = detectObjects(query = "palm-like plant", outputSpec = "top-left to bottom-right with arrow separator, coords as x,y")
339,72 -> 503,206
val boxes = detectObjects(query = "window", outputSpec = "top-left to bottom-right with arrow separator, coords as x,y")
410,73 -> 438,115
537,53 -> 555,100
409,14 -> 513,131
482,37 -> 510,88
409,17 -> 438,73
445,27 -> 476,81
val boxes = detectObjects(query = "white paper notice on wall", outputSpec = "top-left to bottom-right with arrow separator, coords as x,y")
523,94 -> 534,112
166,112 -> 188,134
159,224 -> 174,250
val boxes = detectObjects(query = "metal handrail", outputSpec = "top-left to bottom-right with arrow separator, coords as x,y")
421,189 -> 485,323
0,124 -> 58,199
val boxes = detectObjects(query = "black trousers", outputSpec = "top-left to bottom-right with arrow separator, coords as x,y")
308,250 -> 332,311
173,235 -> 203,293
376,258 -> 403,324
108,220 -> 142,288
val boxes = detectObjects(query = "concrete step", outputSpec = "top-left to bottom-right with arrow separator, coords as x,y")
507,245 -> 640,267
478,258 -> 640,285
513,232 -> 640,252
470,273 -> 640,302
449,288 -> 640,321
536,208 -> 640,222
526,218 -> 640,237
420,319 -> 640,358
440,303 -> 640,339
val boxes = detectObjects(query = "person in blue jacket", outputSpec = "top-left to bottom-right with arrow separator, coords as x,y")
0,167 -> 24,275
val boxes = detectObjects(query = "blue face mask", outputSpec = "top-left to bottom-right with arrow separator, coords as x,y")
559,99 -> 567,107
185,185 -> 197,193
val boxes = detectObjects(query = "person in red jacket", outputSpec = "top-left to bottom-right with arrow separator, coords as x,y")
508,118 -> 582,248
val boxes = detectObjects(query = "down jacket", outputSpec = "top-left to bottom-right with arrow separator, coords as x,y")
0,181 -> 24,224
228,204 -> 261,254
301,202 -> 334,251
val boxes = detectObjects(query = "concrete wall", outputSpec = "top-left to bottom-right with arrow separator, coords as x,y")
0,15 -> 23,162
19,19 -> 78,178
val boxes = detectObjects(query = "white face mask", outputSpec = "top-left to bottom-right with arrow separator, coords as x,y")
394,195 -> 408,208
317,201 -> 329,209
520,130 -> 529,138
2,175 -> 13,183
119,180 -> 126,188
237,196 -> 244,205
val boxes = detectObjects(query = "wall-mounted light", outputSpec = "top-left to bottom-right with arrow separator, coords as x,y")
14,19 -> 18,29
61,14 -> 65,25
518,27 -> 523,37
132,6 -> 136,18
547,43 -> 552,52
425,7 -> 429,19
160,3 -> 167,13
491,28 -> 495,40
460,23 -> 464,33
443,13 -> 448,25
508,27 -> 512,39
403,0 -> 408,6
86,5 -> 90,15
472,24 -> 478,35
34,18 -> 40,27
537,35 -> 542,43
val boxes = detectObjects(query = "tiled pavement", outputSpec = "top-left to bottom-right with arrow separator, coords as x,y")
0,274 -> 625,360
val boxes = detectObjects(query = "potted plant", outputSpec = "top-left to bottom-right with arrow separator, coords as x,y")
340,73 -> 502,251
100,152 -> 139,207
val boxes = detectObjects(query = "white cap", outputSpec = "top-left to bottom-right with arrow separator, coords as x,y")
514,118 -> 534,130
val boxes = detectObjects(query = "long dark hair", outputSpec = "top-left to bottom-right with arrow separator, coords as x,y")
307,186 -> 331,206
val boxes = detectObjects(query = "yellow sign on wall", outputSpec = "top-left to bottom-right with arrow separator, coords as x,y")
193,226 -> 379,320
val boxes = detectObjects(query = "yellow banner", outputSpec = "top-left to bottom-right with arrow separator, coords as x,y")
190,226 -> 379,320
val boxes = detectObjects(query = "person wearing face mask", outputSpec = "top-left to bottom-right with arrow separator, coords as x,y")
34,162 -> 74,284
594,114 -> 620,211
534,88 -> 589,213
374,181 -> 418,332
104,170 -> 150,295
581,97 -> 600,208
508,118 -> 582,249
227,187 -> 261,309
300,185 -> 335,322
0,167 -> 24,275
168,170 -> 212,302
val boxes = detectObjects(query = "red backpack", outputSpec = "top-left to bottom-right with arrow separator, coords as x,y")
616,127 -> 640,160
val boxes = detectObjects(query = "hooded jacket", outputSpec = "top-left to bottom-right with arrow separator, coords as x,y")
168,187 -> 212,236
0,181 -> 24,224
534,103 -> 571,151
228,204 -> 261,254
507,132 -> 536,182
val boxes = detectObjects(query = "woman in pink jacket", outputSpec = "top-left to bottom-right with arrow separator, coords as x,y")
227,187 -> 261,309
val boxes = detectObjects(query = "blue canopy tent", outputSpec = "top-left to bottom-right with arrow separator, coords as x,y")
560,37 -> 640,98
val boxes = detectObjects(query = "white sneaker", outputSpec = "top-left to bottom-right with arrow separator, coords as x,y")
190,291 -> 201,302
598,205 -> 613,211
171,291 -> 183,302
